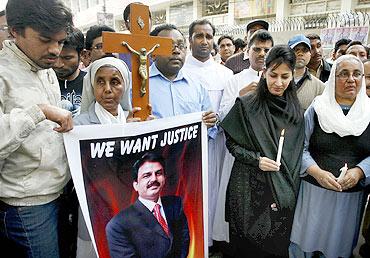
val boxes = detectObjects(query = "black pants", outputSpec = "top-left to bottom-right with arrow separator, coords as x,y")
231,234 -> 288,258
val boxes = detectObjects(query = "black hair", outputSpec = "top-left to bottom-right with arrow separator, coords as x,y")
346,40 -> 364,49
334,38 -> 351,52
123,2 -> 151,22
6,0 -> 73,36
217,35 -> 234,46
150,23 -> 183,37
247,29 -> 274,48
0,10 -> 5,17
63,28 -> 84,55
188,19 -> 215,39
234,38 -> 247,52
85,25 -> 115,50
131,152 -> 165,182
212,42 -> 218,52
250,45 -> 302,124
305,33 -> 321,41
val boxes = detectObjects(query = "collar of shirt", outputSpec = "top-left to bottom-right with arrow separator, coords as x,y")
150,63 -> 187,83
243,50 -> 249,60
4,40 -> 45,72
296,68 -> 312,89
186,54 -> 214,67
309,60 -> 323,78
139,196 -> 163,212
138,196 -> 168,223
244,66 -> 261,77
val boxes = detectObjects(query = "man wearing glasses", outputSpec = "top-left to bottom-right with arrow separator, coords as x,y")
219,30 -> 274,119
225,19 -> 269,74
148,24 -> 216,126
84,25 -> 115,66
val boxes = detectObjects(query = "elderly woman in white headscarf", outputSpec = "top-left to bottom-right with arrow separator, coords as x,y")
75,56 -> 140,126
289,54 -> 370,258
74,57 -> 150,258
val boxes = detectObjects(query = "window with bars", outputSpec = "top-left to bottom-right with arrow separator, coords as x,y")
202,0 -> 229,17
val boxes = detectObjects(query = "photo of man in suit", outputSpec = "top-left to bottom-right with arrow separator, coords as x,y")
106,152 -> 190,258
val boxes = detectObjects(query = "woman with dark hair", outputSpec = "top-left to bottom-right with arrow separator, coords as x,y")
221,45 -> 305,257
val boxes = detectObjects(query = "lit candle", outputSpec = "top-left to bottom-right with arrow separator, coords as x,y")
337,163 -> 348,181
276,129 -> 285,165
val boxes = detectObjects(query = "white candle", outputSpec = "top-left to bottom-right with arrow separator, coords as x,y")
276,129 -> 285,165
337,163 -> 348,181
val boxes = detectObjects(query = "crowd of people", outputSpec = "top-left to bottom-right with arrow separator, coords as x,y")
0,0 -> 370,258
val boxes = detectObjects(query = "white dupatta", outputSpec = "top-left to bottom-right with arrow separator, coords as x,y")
313,55 -> 370,137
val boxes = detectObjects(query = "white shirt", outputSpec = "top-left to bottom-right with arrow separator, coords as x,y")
219,67 -> 261,120
183,55 -> 233,113
138,196 -> 168,224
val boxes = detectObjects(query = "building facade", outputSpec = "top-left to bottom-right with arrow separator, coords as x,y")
64,0 -> 370,49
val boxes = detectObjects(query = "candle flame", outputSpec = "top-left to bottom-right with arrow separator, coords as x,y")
281,129 -> 285,137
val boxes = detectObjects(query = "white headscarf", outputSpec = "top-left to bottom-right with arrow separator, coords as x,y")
80,57 -> 131,114
313,54 -> 370,137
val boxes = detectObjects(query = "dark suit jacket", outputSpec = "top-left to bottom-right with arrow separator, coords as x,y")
319,59 -> 332,83
106,196 -> 190,258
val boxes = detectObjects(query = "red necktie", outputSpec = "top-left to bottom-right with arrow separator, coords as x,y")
153,203 -> 170,236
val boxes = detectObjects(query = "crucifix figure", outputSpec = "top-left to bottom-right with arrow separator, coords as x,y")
122,41 -> 160,97
102,3 -> 172,120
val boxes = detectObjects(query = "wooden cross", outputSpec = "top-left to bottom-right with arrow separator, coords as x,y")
102,3 -> 173,120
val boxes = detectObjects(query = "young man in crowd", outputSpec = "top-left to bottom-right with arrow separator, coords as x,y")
346,40 -> 368,62
84,24 -> 115,65
219,30 -> 274,119
54,28 -> 86,117
225,19 -> 269,74
217,35 -> 235,65
306,33 -> 332,83
332,38 -> 352,61
0,0 -> 73,257
183,19 -> 233,250
288,34 -> 325,110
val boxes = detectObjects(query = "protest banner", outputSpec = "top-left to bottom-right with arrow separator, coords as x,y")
64,112 -> 208,258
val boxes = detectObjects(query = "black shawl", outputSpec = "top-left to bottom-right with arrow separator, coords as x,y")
220,93 -> 304,255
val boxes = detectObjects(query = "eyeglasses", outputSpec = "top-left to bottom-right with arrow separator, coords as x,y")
92,43 -> 103,50
172,43 -> 186,51
336,71 -> 363,81
251,46 -> 270,54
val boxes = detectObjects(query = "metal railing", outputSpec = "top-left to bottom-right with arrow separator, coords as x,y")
214,11 -> 370,35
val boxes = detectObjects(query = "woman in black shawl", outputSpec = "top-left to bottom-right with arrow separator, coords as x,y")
221,45 -> 305,257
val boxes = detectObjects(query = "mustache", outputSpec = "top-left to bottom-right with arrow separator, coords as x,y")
169,57 -> 182,61
44,54 -> 58,59
147,181 -> 160,188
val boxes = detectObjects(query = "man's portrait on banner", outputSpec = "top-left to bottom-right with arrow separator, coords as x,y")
106,152 -> 190,258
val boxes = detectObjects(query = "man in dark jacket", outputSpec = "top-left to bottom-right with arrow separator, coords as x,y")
306,33 -> 332,83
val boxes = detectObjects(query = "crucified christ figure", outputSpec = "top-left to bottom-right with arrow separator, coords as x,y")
122,41 -> 160,97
